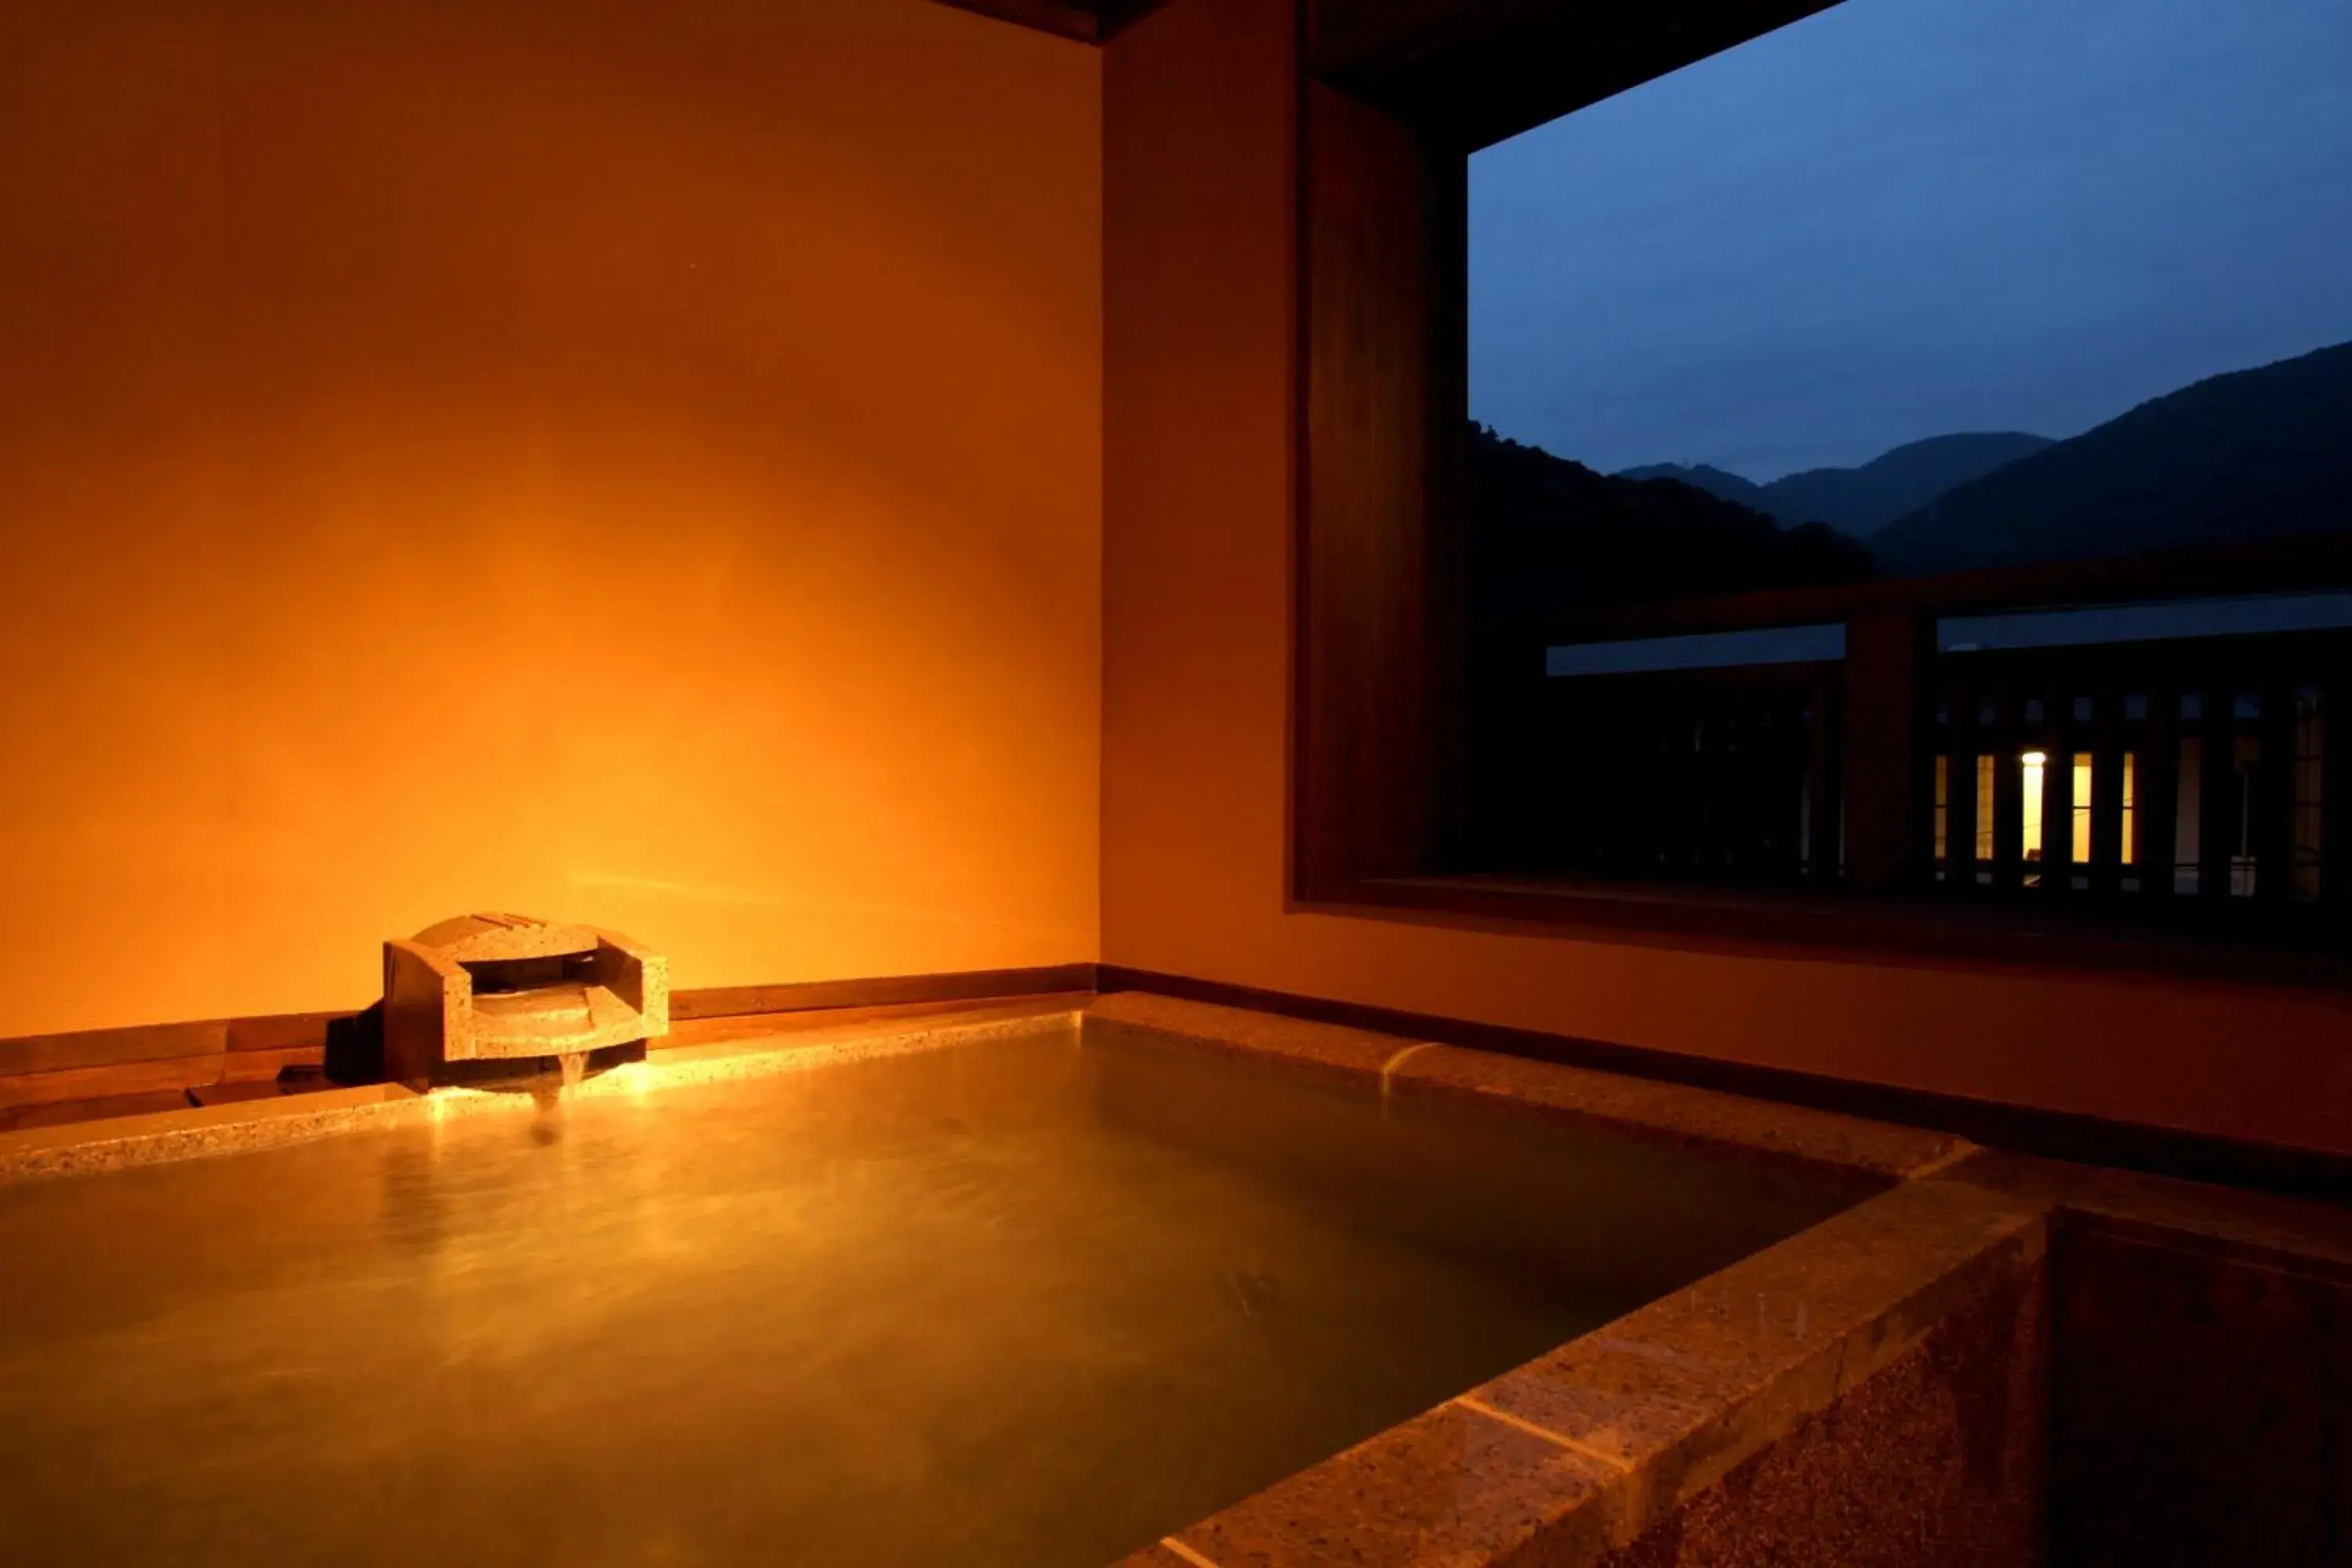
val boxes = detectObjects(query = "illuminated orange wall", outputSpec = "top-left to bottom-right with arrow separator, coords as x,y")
1101,0 -> 2352,1160
0,0 -> 1102,1036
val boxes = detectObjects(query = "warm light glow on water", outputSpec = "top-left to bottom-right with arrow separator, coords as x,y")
0,1029 -> 1870,1566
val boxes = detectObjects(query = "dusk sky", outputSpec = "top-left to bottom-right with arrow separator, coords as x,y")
1469,0 -> 2352,483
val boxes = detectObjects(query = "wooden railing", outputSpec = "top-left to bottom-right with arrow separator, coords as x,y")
1473,534 -> 2352,917
1508,662 -> 1842,885
1933,633 -> 2348,907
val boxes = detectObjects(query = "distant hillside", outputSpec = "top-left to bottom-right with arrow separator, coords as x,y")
1615,462 -> 1774,514
1621,432 -> 2053,535
1472,426 -> 1874,615
1764,433 -> 2054,536
1873,340 -> 2352,576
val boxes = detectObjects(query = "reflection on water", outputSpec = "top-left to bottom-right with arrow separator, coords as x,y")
0,1025 -> 1871,1566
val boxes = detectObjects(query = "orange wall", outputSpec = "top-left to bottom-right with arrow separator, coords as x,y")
0,0 -> 1102,1036
1101,0 -> 2352,1160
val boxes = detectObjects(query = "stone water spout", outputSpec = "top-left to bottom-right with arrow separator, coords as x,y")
382,913 -> 669,1090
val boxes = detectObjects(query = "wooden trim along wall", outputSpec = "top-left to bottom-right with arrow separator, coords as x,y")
668,964 -> 1100,1021
0,964 -> 1102,1118
0,1014 -> 347,1120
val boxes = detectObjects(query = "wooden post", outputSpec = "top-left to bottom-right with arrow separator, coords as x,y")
1806,675 -> 1842,885
2039,680 -> 2069,896
1946,673 -> 1979,891
2090,680 -> 2123,898
1842,608 -> 1927,892
1992,679 -> 2024,893
2140,681 -> 2180,899
2256,678 -> 2295,903
2325,662 -> 2352,904
2199,679 -> 2235,902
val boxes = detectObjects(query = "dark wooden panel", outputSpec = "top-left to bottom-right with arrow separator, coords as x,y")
2147,690 -> 2183,895
1311,0 -> 1840,151
670,964 -> 1100,1021
224,1010 -> 345,1058
1296,78 -> 1462,892
2199,677 -> 2236,902
219,1046 -> 329,1085
1804,673 -> 1842,883
2326,653 -> 2352,903
0,1054 -> 222,1112
2257,678 -> 2296,903
0,1019 -> 226,1079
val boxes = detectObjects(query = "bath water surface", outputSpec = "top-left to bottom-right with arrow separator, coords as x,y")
0,1024 -> 1871,1566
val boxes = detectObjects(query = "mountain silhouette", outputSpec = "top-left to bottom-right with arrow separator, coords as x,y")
1471,426 -> 1875,615
1621,433 -> 2053,536
1872,339 -> 2352,576
1764,433 -> 2054,536
1615,462 -> 1775,514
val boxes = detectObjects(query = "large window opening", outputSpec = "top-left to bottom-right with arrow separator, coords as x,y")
1456,0 -> 2352,922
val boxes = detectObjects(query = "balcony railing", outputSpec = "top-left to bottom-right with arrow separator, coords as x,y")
1476,535 -> 2352,926
1931,626 -> 2347,906
1513,659 -> 1843,885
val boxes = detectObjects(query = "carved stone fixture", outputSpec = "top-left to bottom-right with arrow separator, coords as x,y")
383,913 -> 669,1088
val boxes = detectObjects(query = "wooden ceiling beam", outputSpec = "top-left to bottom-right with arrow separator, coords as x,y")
1312,0 -> 1842,150
1094,0 -> 1175,38
930,0 -> 1172,45
932,0 -> 1101,43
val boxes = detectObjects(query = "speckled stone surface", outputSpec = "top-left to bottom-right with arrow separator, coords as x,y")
0,1000 -> 1083,1184
0,1082 -> 425,1182
624,996 -> 1080,1087
1457,1179 -> 2046,1549
1582,1258 -> 2047,1568
1923,1146 -> 2352,1565
1089,1171 -> 2046,1567
2051,1224 -> 2349,1566
1388,1044 -> 1968,1180
1164,1403 -> 1623,1568
1936,1146 -> 2352,1279
1085,993 -> 1971,1179
1085,993 -> 1409,1090
1112,1545 -> 1220,1568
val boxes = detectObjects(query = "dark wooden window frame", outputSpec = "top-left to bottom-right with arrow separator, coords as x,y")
1289,0 -> 2352,986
